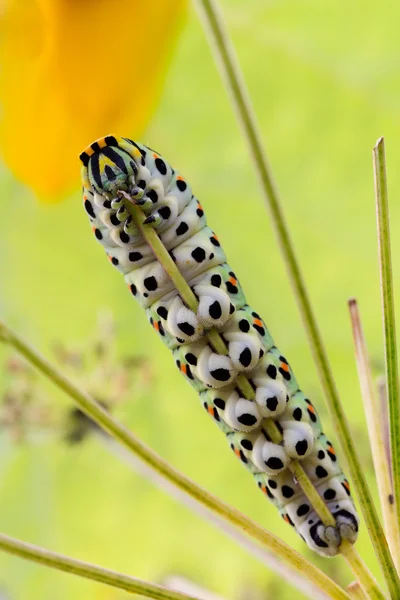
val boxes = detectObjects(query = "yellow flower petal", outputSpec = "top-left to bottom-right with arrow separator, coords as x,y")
0,0 -> 186,200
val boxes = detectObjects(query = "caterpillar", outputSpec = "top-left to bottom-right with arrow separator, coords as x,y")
80,135 -> 359,556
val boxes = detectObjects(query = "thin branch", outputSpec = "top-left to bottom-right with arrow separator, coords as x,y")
373,136 -> 400,557
0,320 -> 351,600
0,532 -> 200,600
376,377 -> 392,482
339,544 -> 385,600
192,0 -> 398,597
348,298 -> 400,571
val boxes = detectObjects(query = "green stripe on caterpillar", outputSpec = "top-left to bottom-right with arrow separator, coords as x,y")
80,135 -> 359,556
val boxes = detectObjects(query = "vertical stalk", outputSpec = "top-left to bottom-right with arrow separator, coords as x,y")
377,377 -> 392,480
349,298 -> 400,571
373,137 -> 400,546
192,0 -> 399,596
340,543 -> 386,600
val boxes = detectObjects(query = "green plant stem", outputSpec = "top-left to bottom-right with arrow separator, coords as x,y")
373,137 -> 400,561
376,377 -> 392,486
340,544 -> 386,600
349,298 -> 400,572
0,532 -> 200,600
0,320 -> 351,600
192,0 -> 398,597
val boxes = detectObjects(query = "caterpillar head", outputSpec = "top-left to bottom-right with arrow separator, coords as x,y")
80,135 -> 139,197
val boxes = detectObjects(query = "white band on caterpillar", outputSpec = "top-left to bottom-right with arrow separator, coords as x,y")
254,378 -> 289,418
281,421 -> 314,459
223,390 -> 261,431
223,331 -> 262,372
252,434 -> 290,475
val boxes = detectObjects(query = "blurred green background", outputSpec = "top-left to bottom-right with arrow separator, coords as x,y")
1,1 -> 400,598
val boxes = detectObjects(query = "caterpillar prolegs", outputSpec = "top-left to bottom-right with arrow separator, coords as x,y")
80,135 -> 359,556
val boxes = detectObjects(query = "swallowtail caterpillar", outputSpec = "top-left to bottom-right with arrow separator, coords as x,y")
80,135 -> 359,556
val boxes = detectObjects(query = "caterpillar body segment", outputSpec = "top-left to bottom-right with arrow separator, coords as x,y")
80,135 -> 359,556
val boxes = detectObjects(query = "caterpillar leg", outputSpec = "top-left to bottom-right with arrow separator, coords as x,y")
146,264 -> 247,351
166,296 -> 204,342
280,391 -> 322,435
201,388 -> 261,432
202,389 -> 290,475
334,502 -> 359,544
147,286 -> 231,349
135,178 -> 165,210
251,347 -> 299,397
189,264 -> 247,315
281,421 -> 314,459
223,390 -> 261,431
213,410 -> 290,475
223,331 -> 262,372
194,284 -> 233,329
261,436 -> 359,556
252,432 -> 290,474
299,517 -> 341,556
253,377 -> 289,419
197,345 -> 237,387
142,195 -> 179,232
298,498 -> 359,556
